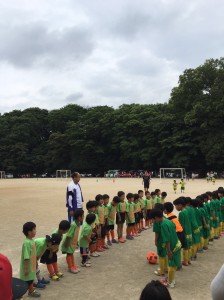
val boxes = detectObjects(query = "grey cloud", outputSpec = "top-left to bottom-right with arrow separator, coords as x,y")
65,92 -> 83,103
0,23 -> 94,68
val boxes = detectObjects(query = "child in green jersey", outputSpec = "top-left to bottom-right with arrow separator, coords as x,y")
107,196 -> 120,244
85,201 -> 99,257
102,194 -> 110,248
212,176 -> 216,185
79,213 -> 96,267
20,222 -> 40,298
151,191 -> 157,209
95,194 -> 105,252
218,188 -> 224,233
61,209 -> 84,274
138,189 -> 146,230
126,193 -> 135,240
173,197 -> 192,266
173,180 -> 178,194
212,191 -> 220,239
206,191 -> 214,242
144,191 -> 152,228
161,192 -> 167,204
198,199 -> 210,250
151,209 -> 181,288
35,233 -> 63,288
179,179 -> 185,193
155,189 -> 161,203
116,191 -> 126,243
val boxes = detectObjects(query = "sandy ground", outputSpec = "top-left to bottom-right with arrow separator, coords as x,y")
0,177 -> 224,300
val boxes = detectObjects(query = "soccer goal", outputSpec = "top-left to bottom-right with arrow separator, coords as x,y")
56,170 -> 71,180
0,171 -> 6,179
159,168 -> 186,183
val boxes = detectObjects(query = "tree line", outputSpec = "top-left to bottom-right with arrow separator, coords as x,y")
0,58 -> 224,176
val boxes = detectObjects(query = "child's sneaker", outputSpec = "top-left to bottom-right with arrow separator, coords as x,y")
34,281 -> 46,289
40,277 -> 50,284
81,262 -> 91,267
126,235 -> 134,240
102,244 -> 110,249
28,289 -> 41,298
91,252 -> 99,257
95,251 -> 101,256
118,238 -> 125,243
154,270 -> 164,276
55,271 -> 64,278
49,274 -> 60,281
107,241 -> 112,246
112,239 -> 119,244
69,266 -> 79,274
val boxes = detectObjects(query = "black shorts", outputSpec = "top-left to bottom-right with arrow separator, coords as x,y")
177,231 -> 186,248
80,247 -> 89,256
127,223 -> 134,227
144,182 -> 149,188
146,209 -> 152,220
139,211 -> 144,219
116,212 -> 126,224
40,249 -> 57,264
107,224 -> 114,231
101,224 -> 106,239
135,212 -> 140,224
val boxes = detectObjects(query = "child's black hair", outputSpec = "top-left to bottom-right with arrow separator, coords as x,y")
212,191 -> 218,199
206,191 -> 212,197
151,191 -> 156,196
126,193 -> 134,200
201,193 -> 209,200
74,208 -> 84,219
145,191 -> 150,196
191,199 -> 199,208
138,190 -> 144,194
95,194 -> 103,202
117,191 -> 125,197
22,222 -> 36,236
103,194 -> 110,199
140,280 -> 172,300
134,193 -> 140,201
155,189 -> 160,194
86,213 -> 96,225
58,220 -> 70,231
113,196 -> 120,203
46,233 -> 62,245
154,203 -> 164,211
218,188 -> 224,195
149,209 -> 163,219
173,197 -> 186,206
163,202 -> 173,213
185,197 -> 192,205
86,200 -> 96,210
161,192 -> 167,197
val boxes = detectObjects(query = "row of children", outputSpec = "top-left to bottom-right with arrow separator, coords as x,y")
150,187 -> 224,289
19,188 -> 167,298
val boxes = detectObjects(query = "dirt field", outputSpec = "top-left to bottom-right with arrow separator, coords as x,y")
0,178 -> 223,300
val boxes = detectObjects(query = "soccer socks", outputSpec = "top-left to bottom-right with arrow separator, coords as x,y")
158,256 -> 166,274
106,232 -> 110,241
183,249 -> 188,264
168,267 -> 177,284
66,255 -> 73,268
52,262 -> 59,273
47,264 -> 55,276
111,230 -> 115,240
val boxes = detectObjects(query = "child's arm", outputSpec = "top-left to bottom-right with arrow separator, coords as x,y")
24,259 -> 30,276
84,235 -> 91,244
155,232 -> 158,246
64,236 -> 71,248
166,241 -> 173,259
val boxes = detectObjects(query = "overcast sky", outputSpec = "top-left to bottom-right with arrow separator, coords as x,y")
0,0 -> 223,113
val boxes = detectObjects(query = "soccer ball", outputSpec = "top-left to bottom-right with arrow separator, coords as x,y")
147,251 -> 157,264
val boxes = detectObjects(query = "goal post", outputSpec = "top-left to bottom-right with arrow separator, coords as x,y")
56,170 -> 71,180
159,168 -> 186,183
0,171 -> 6,179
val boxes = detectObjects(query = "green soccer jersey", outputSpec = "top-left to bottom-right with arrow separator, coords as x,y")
186,206 -> 200,244
160,219 -> 181,267
134,201 -> 141,212
108,203 -> 117,225
20,238 -> 36,281
140,198 -> 145,209
104,205 -> 109,218
220,197 -> 224,222
178,209 -> 192,247
35,238 -> 48,259
213,199 -> 220,228
117,201 -> 127,213
144,198 -> 152,210
79,222 -> 92,248
199,207 -> 210,239
61,221 -> 80,254
126,202 -> 135,224
153,222 -> 167,257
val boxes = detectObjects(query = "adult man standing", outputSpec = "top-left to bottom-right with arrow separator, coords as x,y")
142,171 -> 151,192
66,172 -> 84,223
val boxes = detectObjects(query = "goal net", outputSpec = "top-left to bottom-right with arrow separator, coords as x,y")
56,170 -> 71,180
159,168 -> 186,183
0,171 -> 6,179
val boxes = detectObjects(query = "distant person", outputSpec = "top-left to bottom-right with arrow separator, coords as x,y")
211,264 -> 224,300
173,180 -> 178,194
142,171 -> 151,192
180,179 -> 185,193
66,172 -> 84,223
140,280 -> 172,300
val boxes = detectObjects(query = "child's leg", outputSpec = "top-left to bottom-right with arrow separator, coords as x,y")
110,227 -> 115,240
168,267 -> 177,284
117,224 -> 121,239
66,254 -> 73,269
47,264 -> 55,276
106,230 -> 110,242
158,256 -> 166,275
182,248 -> 189,265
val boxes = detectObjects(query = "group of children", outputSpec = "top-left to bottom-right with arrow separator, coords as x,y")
150,187 -> 224,289
19,186 -> 224,297
173,179 -> 185,193
19,188 -> 167,298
